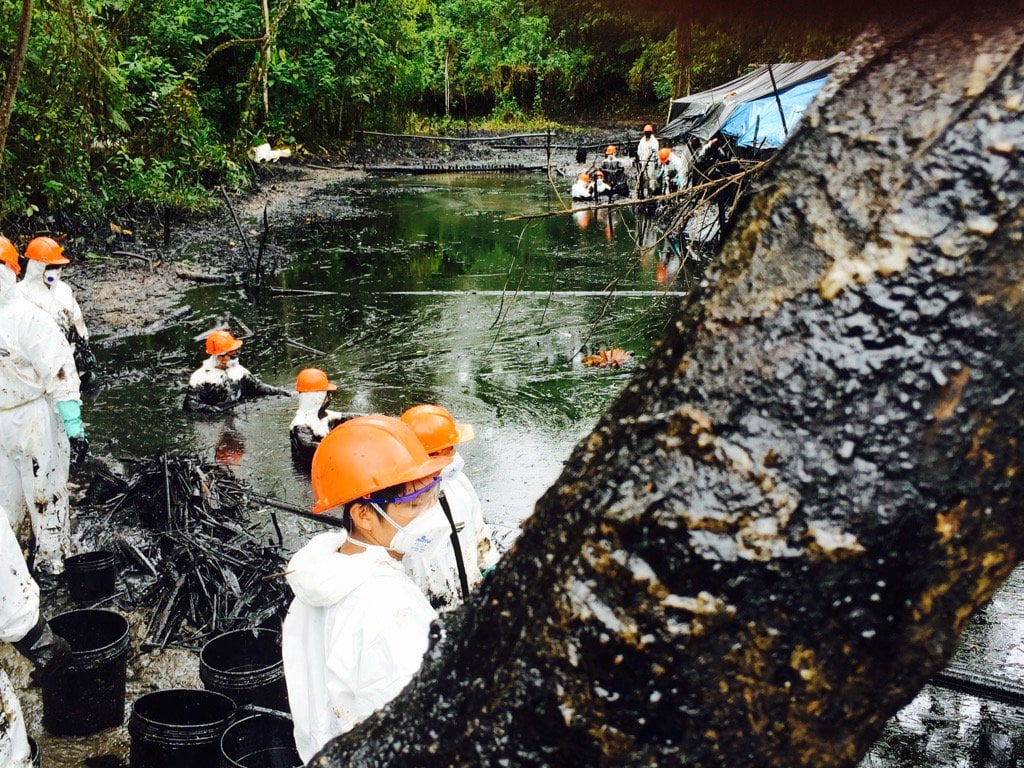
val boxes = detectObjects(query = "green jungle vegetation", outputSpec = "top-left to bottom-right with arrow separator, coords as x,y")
0,0 -> 847,224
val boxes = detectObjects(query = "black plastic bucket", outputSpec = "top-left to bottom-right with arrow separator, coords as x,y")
64,550 -> 117,604
220,712 -> 302,768
200,629 -> 288,712
129,689 -> 237,768
27,735 -> 40,767
42,609 -> 131,736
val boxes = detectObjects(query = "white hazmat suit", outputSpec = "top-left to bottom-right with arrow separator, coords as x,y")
659,150 -> 690,194
282,531 -> 436,763
289,392 -> 349,460
0,507 -> 40,768
570,177 -> 593,200
184,357 -> 287,413
403,453 -> 499,611
636,134 -> 660,196
0,266 -> 80,575
19,261 -> 94,387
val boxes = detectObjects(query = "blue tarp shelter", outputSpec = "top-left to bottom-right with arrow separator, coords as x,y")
720,75 -> 829,148
661,55 -> 841,144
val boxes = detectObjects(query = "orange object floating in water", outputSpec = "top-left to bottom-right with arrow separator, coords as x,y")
583,348 -> 633,368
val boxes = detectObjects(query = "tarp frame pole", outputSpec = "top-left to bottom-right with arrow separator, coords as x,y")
767,64 -> 790,138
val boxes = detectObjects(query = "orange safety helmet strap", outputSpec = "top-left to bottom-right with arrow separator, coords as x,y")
205,329 -> 244,356
24,236 -> 69,265
296,368 -> 338,393
400,404 -> 475,455
0,236 -> 19,275
311,415 -> 452,513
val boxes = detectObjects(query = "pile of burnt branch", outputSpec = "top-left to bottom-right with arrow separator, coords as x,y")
80,453 -> 290,649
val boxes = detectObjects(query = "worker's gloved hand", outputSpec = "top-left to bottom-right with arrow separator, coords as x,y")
481,566 -> 496,579
57,399 -> 86,439
70,436 -> 89,467
13,617 -> 74,687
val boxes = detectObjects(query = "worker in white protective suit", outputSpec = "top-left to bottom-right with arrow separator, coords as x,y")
657,146 -> 690,195
570,172 -> 593,201
635,124 -> 659,198
0,236 -> 84,579
0,505 -> 71,768
289,368 -> 353,465
17,237 -> 96,389
400,404 -> 499,611
184,330 -> 291,414
283,415 -> 452,763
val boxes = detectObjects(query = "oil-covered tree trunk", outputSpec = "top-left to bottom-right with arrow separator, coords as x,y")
0,0 -> 33,168
315,12 -> 1024,768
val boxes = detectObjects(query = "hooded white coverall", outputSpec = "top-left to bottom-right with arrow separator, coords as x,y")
659,150 -> 691,194
636,134 -> 659,169
282,531 -> 437,763
20,261 -> 94,386
0,272 -> 80,575
570,178 -> 593,200
184,357 -> 286,413
0,508 -> 41,768
289,391 -> 348,458
403,452 -> 500,611
636,135 -> 660,196
18,261 -> 90,352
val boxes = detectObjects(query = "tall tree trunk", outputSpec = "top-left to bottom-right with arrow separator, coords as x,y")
315,11 -> 1024,768
0,0 -> 33,169
260,0 -> 270,120
675,13 -> 691,97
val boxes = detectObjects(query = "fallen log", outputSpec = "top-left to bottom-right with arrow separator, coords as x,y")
315,11 -> 1024,768
363,163 -> 548,175
175,267 -> 229,284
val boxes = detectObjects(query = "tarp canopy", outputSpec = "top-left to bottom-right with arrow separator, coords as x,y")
720,75 -> 829,148
661,54 -> 841,143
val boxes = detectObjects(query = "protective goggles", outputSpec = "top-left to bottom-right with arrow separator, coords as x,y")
367,475 -> 441,505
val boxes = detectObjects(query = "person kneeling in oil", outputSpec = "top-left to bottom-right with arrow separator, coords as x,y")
283,415 -> 452,763
400,404 -> 499,611
184,330 -> 291,414
289,368 -> 354,465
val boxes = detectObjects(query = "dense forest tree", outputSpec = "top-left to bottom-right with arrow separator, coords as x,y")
0,0 -> 844,221
304,8 -> 1024,767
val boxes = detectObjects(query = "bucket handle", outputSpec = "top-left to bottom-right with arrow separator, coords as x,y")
233,703 -> 293,723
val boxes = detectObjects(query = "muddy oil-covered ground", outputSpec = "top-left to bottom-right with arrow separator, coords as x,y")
6,141 -> 1024,767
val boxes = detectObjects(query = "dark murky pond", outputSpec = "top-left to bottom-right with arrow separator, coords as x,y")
83,173 -> 1024,766
87,174 -> 684,550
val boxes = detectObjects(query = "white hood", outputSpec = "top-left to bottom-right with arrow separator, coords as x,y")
285,531 -> 403,608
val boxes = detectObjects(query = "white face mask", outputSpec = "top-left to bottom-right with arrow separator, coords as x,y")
373,502 -> 451,559
439,451 -> 465,481
44,268 -> 61,285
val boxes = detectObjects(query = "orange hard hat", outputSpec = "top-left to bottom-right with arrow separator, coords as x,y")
643,124 -> 654,133
581,173 -> 591,183
310,415 -> 452,513
296,368 -> 337,393
401,404 -> 475,455
605,145 -> 616,155
658,147 -> 672,163
0,236 -> 20,275
205,329 -> 243,356
24,236 -> 69,265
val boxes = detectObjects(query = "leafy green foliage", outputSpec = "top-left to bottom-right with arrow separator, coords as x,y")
0,0 -> 848,224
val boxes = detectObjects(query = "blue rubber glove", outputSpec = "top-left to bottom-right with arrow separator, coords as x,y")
56,400 -> 85,439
